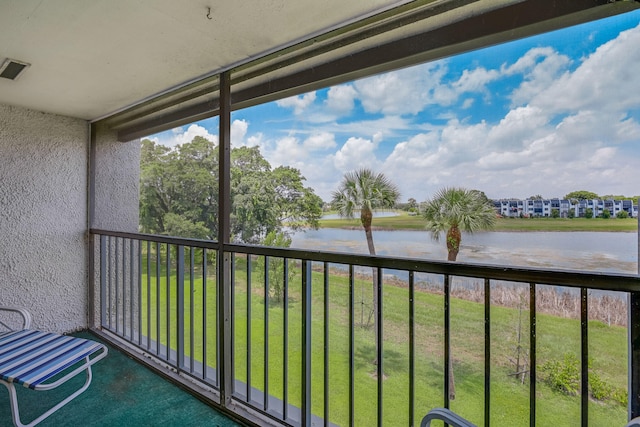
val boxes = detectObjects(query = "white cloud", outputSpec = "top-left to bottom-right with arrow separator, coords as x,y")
506,48 -> 571,107
303,132 -> 336,151
486,106 -> 548,150
354,62 -> 449,115
276,92 -> 317,114
384,132 -> 442,170
333,136 -> 381,172
461,98 -> 474,109
297,115 -> 413,140
271,135 -> 306,165
170,124 -> 218,147
502,47 -> 559,75
230,119 -> 249,146
451,67 -> 500,95
326,85 -> 358,115
477,148 -> 535,171
530,23 -> 640,114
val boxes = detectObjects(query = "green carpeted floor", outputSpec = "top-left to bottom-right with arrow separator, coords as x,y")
0,332 -> 242,426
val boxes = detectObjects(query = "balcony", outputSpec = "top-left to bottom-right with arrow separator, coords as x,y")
2,1 -> 640,426
89,229 -> 640,426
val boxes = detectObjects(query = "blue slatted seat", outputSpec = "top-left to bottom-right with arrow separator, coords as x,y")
0,307 -> 107,427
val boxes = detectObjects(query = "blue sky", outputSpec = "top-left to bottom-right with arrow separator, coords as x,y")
150,10 -> 640,203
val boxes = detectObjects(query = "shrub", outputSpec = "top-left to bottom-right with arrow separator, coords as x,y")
542,353 -> 580,395
542,353 -> 626,406
616,210 -> 629,219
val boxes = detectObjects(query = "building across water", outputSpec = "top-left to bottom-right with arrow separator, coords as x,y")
494,198 -> 639,218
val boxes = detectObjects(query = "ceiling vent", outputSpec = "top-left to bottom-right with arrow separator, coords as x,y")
0,58 -> 30,80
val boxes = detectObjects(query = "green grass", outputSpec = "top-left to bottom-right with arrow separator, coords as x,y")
493,217 -> 637,232
138,250 -> 628,426
319,211 -> 638,232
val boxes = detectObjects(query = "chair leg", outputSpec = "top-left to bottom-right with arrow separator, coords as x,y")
3,381 -> 26,427
2,358 -> 94,427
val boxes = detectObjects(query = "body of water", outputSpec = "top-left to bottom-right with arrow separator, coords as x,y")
290,228 -> 638,274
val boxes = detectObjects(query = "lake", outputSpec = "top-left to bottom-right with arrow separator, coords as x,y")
289,228 -> 638,274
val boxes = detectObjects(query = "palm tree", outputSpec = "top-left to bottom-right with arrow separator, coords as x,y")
422,186 -> 496,400
332,168 -> 400,364
422,187 -> 497,261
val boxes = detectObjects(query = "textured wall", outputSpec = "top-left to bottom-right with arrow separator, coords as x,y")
89,123 -> 140,328
0,104 -> 88,333
92,123 -> 140,232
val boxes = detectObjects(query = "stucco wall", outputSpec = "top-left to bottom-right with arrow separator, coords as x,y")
92,122 -> 140,231
90,123 -> 140,329
0,104 -> 88,333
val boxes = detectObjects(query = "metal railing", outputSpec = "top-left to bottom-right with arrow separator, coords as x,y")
90,229 -> 640,426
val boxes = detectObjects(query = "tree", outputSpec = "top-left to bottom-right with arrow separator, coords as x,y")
140,138 -> 321,244
331,168 -> 400,365
551,208 -> 560,218
257,231 -> 294,303
140,138 -> 219,238
422,187 -> 496,400
585,208 -> 594,219
528,194 -> 543,200
271,166 -> 323,232
422,187 -> 497,262
601,209 -> 611,219
565,190 -> 598,201
408,197 -> 417,208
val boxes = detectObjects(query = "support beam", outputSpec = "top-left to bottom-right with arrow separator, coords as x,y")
631,197 -> 640,419
218,71 -> 233,408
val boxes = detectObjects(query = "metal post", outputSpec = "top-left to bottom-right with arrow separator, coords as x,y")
530,283 -> 537,427
444,274 -> 451,408
100,235 -> 107,328
580,288 -> 588,427
484,278 -> 491,427
302,260 -> 312,427
631,292 -> 640,419
87,123 -> 97,328
630,199 -> 640,419
376,267 -> 383,427
218,70 -> 233,407
177,245 -> 185,370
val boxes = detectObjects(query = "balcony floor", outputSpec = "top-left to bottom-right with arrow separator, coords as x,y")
0,331 -> 242,427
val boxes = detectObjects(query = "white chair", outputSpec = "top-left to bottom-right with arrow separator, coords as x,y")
421,407 -> 477,427
0,306 -> 108,427
626,416 -> 640,427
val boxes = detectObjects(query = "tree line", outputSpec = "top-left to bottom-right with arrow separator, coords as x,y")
140,137 -> 323,244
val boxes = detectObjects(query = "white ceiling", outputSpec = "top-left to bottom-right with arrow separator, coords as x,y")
0,0 -> 409,121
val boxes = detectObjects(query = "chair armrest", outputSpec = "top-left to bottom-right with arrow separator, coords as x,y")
421,408 -> 477,427
0,306 -> 33,330
626,417 -> 640,427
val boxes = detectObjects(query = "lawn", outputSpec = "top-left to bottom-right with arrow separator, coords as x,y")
139,248 -> 628,426
319,211 -> 638,232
